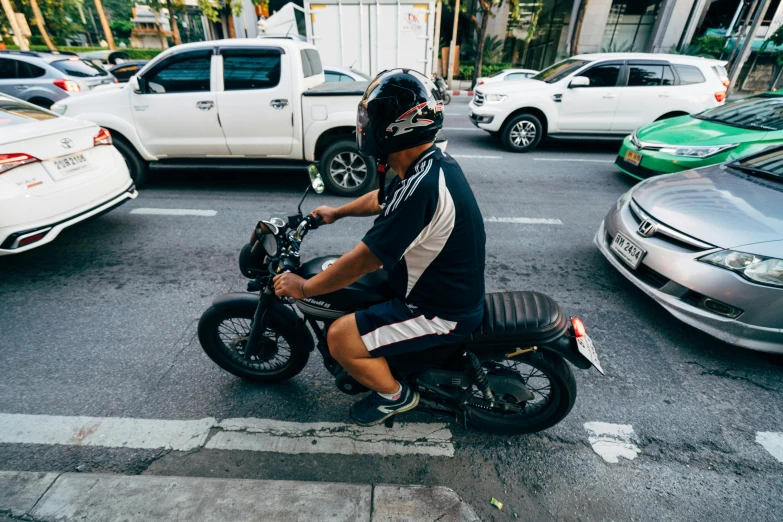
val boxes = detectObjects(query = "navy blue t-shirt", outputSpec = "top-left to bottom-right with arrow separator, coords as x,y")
362,146 -> 486,320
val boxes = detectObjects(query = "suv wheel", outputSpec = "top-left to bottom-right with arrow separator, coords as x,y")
502,113 -> 543,153
113,136 -> 150,188
320,139 -> 375,197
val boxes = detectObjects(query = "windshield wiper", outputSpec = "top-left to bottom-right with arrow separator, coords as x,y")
729,162 -> 782,181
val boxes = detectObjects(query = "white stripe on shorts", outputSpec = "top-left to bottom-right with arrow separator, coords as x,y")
361,314 -> 458,352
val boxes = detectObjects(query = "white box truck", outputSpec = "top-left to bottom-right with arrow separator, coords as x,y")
258,0 -> 437,77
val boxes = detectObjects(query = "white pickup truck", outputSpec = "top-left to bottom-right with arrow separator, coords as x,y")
52,38 -> 379,196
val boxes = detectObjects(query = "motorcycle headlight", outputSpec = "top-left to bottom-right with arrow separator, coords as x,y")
699,250 -> 783,287
484,94 -> 507,103
658,144 -> 738,158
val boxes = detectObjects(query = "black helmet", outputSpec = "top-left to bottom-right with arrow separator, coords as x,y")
357,69 -> 443,161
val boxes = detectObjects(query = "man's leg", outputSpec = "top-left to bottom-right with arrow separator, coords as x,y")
327,314 -> 398,394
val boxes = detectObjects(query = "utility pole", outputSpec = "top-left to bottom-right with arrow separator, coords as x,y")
166,0 -> 181,45
0,0 -> 29,50
93,0 -> 116,50
728,0 -> 772,93
446,0 -> 460,90
30,0 -> 56,51
431,1 -> 442,76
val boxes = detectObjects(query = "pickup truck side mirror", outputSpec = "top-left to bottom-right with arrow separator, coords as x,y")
569,76 -> 590,88
129,75 -> 142,94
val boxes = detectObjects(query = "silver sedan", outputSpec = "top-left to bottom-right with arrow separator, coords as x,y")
595,147 -> 783,353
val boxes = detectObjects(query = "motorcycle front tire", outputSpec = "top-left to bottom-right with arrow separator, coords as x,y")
198,300 -> 310,383
443,92 -> 452,105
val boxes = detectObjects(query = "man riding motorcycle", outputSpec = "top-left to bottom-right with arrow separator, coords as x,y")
273,70 -> 486,426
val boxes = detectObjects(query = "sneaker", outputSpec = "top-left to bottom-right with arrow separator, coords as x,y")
349,382 -> 420,427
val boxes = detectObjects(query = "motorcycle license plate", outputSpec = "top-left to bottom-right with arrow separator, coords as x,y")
577,334 -> 604,375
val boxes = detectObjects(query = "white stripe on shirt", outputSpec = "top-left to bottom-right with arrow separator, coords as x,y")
361,314 -> 458,351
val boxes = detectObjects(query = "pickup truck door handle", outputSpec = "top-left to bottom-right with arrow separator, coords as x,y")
659,92 -> 672,97
270,99 -> 289,109
602,93 -> 617,99
196,101 -> 214,111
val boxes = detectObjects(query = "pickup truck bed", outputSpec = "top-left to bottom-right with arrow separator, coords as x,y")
303,81 -> 370,97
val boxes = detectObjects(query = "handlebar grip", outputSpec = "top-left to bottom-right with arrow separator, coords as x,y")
308,213 -> 324,229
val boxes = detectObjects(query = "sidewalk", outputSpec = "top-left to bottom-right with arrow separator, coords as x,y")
0,471 -> 480,522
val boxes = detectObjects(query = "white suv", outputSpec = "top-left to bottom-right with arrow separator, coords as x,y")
468,53 -> 728,152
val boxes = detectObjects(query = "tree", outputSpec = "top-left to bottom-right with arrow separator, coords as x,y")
29,0 -> 55,50
165,0 -> 181,45
94,0 -> 116,49
470,0 -> 521,87
198,0 -> 243,38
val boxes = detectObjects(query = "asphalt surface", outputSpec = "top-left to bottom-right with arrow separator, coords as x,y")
1,98 -> 782,521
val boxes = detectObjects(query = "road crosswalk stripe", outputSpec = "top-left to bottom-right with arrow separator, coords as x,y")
0,413 -> 454,458
130,208 -> 217,216
756,432 -> 783,463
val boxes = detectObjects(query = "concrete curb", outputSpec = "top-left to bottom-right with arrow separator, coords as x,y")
450,90 -> 474,97
0,471 -> 480,522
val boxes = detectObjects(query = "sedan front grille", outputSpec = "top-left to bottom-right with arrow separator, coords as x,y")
473,92 -> 484,106
629,200 -> 714,252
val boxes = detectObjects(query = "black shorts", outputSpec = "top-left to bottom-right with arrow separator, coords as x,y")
354,299 -> 483,358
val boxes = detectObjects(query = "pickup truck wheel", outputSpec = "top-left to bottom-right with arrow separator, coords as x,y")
113,137 -> 149,188
321,140 -> 375,197
501,113 -> 542,153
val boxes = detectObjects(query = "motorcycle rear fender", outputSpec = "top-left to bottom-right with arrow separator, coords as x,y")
210,293 -> 315,352
539,335 -> 592,370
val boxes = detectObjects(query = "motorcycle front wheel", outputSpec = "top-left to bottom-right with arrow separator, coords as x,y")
443,92 -> 452,105
198,302 -> 310,383
462,351 -> 576,435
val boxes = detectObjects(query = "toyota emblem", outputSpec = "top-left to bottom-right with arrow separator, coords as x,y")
637,219 -> 657,237
60,138 -> 74,149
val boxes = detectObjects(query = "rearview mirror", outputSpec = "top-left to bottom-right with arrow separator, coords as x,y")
129,75 -> 141,94
569,76 -> 590,88
308,164 -> 325,194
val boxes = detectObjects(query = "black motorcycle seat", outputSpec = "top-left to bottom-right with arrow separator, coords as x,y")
467,291 -> 567,346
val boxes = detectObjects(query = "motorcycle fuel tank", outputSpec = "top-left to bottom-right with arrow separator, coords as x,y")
296,256 -> 392,319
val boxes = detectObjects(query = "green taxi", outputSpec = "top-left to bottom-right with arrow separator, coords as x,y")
615,92 -> 783,180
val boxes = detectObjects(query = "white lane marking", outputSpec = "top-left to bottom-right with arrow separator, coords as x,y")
0,413 -> 454,457
756,432 -> 783,463
533,158 -> 614,163
484,217 -> 563,225
0,413 -> 213,451
450,155 -> 502,159
130,208 -> 217,216
206,418 -> 454,457
584,422 -> 641,463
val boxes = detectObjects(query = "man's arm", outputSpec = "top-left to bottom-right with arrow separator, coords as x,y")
313,190 -> 381,224
273,242 -> 382,299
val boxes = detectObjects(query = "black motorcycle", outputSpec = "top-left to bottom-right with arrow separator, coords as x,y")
431,75 -> 451,105
198,167 -> 603,434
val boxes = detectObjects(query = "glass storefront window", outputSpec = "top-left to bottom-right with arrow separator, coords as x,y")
510,0 -> 576,71
601,0 -> 662,52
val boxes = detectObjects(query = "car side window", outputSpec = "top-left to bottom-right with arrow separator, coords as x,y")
505,73 -> 528,81
674,65 -> 706,85
223,50 -> 281,90
339,73 -> 353,82
325,72 -> 340,82
628,65 -> 663,87
143,50 -> 211,94
0,58 -> 16,79
662,66 -> 674,86
580,64 -> 621,88
17,62 -> 45,79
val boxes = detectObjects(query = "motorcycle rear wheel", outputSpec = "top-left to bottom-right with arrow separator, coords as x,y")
198,303 -> 310,383
464,351 -> 576,435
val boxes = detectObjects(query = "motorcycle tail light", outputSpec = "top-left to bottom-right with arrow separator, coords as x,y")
571,318 -> 586,338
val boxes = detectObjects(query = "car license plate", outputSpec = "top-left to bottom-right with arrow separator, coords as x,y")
610,232 -> 646,269
624,150 -> 642,166
50,153 -> 92,179
576,334 -> 604,374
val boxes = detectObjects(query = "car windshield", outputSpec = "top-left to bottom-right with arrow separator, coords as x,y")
695,94 -> 783,130
531,59 -> 591,83
51,58 -> 109,77
731,148 -> 783,181
0,98 -> 56,127
351,69 -> 372,80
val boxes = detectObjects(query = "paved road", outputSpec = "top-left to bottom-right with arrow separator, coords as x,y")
1,98 -> 782,521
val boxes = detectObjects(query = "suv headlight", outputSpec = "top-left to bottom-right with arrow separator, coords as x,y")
700,250 -> 783,287
51,104 -> 67,115
658,144 -> 738,158
484,94 -> 507,103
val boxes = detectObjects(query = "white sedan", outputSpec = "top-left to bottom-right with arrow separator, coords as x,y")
0,95 -> 137,255
476,68 -> 539,86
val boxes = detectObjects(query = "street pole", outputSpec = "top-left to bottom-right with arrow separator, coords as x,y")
728,0 -> 772,93
432,1 -> 442,76
93,0 -> 116,50
446,0 -> 460,90
0,0 -> 29,50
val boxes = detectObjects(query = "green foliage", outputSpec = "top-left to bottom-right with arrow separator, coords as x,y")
110,20 -> 135,39
459,62 -> 513,79
463,35 -> 504,64
198,0 -> 242,22
5,44 -> 164,60
600,41 -> 634,53
678,36 -> 726,58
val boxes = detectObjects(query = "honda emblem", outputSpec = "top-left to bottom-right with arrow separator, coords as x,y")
637,219 -> 657,237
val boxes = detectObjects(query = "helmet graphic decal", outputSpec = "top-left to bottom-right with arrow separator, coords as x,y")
386,102 -> 434,136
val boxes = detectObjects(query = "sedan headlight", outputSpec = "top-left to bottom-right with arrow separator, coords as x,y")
484,94 -> 507,103
51,104 -> 67,115
700,250 -> 783,287
630,131 -> 642,149
658,144 -> 738,158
